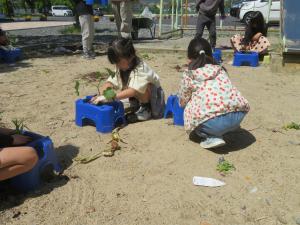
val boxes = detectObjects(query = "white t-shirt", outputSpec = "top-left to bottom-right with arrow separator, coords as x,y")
106,61 -> 161,94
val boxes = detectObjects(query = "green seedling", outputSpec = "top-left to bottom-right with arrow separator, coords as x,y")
103,87 -> 116,100
11,118 -> 29,134
75,80 -> 80,96
75,70 -> 115,97
283,122 -> 300,130
217,160 -> 235,174
141,53 -> 152,60
105,68 -> 115,78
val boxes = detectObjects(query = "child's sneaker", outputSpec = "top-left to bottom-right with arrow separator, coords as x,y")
200,136 -> 226,149
135,104 -> 151,121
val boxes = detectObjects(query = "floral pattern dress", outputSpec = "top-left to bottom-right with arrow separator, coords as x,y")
178,64 -> 250,132
231,34 -> 270,53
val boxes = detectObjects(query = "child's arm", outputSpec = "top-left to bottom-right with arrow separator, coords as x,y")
251,32 -> 262,42
115,88 -> 137,100
178,71 -> 193,107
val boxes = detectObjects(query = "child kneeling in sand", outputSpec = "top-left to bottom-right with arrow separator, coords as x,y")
0,127 -> 38,181
178,37 -> 250,149
91,38 -> 165,121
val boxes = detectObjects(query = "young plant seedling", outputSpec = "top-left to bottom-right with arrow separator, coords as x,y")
105,68 -> 115,78
141,53 -> 152,60
75,80 -> 80,96
217,158 -> 235,175
74,69 -> 115,97
283,122 -> 300,130
11,118 -> 29,134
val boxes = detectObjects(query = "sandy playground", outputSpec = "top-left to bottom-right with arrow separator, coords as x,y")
0,50 -> 300,225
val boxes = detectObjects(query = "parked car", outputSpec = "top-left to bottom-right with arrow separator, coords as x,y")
93,8 -> 104,16
239,0 -> 280,24
51,5 -> 73,17
230,0 -> 256,18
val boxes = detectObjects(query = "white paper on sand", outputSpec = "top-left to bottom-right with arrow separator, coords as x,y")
193,176 -> 225,187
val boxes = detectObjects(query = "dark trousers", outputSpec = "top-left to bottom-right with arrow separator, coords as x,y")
196,13 -> 217,48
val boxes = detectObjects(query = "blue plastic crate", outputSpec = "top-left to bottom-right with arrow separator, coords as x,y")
9,131 -> 62,192
0,48 -> 22,63
99,0 -> 108,6
164,95 -> 184,126
75,96 -> 126,133
213,48 -> 222,63
233,51 -> 259,67
84,0 -> 108,5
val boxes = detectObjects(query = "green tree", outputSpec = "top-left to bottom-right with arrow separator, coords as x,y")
0,0 -> 14,17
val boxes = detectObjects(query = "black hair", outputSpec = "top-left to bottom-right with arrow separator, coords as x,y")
249,11 -> 265,29
187,36 -> 218,70
107,38 -> 140,86
107,38 -> 140,68
244,11 -> 267,43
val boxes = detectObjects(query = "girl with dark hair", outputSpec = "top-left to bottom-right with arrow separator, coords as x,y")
91,38 -> 165,121
178,37 -> 250,149
230,11 -> 270,54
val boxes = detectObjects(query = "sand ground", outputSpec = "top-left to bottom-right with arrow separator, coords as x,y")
0,51 -> 300,225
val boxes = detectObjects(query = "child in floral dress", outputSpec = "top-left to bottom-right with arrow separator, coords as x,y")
178,37 -> 250,149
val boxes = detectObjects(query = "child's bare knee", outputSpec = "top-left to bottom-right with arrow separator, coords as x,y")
23,147 -> 38,168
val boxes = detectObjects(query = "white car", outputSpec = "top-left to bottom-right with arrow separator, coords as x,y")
239,0 -> 280,23
51,5 -> 73,17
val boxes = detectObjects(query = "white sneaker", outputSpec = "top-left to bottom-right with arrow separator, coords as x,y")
200,137 -> 226,149
135,105 -> 151,121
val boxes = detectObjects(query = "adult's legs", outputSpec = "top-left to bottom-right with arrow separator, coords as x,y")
119,1 -> 133,38
112,2 -> 122,38
79,15 -> 90,54
87,15 -> 95,53
196,13 -> 208,38
0,146 -> 38,181
206,16 -> 217,48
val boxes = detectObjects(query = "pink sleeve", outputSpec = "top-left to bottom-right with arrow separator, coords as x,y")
178,70 -> 193,107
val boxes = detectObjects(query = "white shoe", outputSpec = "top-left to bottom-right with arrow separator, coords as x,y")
135,105 -> 151,121
200,137 -> 226,149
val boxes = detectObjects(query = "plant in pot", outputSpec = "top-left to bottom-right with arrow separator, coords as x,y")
75,68 -> 117,103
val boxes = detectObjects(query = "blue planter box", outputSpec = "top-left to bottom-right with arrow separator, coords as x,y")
8,131 -> 62,192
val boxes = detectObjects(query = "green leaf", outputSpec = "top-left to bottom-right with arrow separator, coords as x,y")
105,68 -> 115,78
216,160 -> 235,174
103,87 -> 116,100
75,80 -> 80,96
95,71 -> 102,79
283,122 -> 300,130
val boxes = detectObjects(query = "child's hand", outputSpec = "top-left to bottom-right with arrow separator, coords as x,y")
90,95 -> 106,105
12,134 -> 31,146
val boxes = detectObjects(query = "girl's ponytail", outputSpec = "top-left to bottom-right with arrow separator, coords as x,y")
187,37 -> 218,70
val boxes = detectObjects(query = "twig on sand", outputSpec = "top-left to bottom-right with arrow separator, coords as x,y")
255,216 -> 270,222
246,126 -> 261,132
